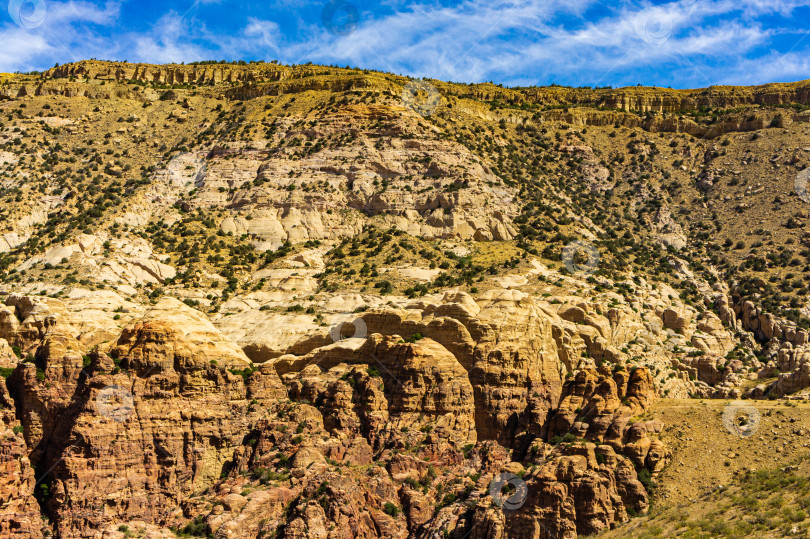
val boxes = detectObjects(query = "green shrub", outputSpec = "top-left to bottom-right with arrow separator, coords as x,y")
367,365 -> 382,377
438,493 -> 456,509
228,366 -> 257,382
403,477 -> 419,489
252,467 -> 289,484
638,468 -> 655,493
178,515 -> 208,537
383,502 -> 400,517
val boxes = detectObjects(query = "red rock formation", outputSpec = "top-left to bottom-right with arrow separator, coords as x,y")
4,303 -> 284,537
0,382 -> 45,538
0,294 -> 671,539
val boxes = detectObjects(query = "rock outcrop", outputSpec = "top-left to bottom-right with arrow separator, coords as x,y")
7,57 -> 810,539
0,290 -> 673,538
0,382 -> 44,538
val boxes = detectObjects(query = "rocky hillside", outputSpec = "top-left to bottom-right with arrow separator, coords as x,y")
1,60 -> 810,537
600,399 -> 810,538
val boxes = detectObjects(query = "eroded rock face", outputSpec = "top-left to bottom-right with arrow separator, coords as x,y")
471,445 -> 647,539
284,334 -> 477,450
265,290 -> 573,448
226,340 -> 663,539
467,365 -> 668,538
540,366 -> 656,447
190,104 -> 518,247
0,383 -> 44,538
0,293 -> 671,538
112,297 -> 253,370
2,296 -> 282,537
16,234 -> 176,288
4,58 -> 810,539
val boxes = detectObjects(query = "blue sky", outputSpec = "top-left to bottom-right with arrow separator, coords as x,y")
2,0 -> 809,88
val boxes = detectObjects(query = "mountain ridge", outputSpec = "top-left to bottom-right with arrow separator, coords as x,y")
4,59 -> 810,113
1,59 -> 810,538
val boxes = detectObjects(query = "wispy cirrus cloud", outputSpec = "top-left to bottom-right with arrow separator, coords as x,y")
0,0 -> 808,88
275,0 -> 809,87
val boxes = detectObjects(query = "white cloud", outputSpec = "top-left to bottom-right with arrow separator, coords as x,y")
55,0 -> 120,25
716,50 -> 810,84
0,0 -> 808,87
0,1 -> 120,71
129,12 -> 207,64
238,18 -> 282,55
0,27 -> 52,71
294,0 -> 810,87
